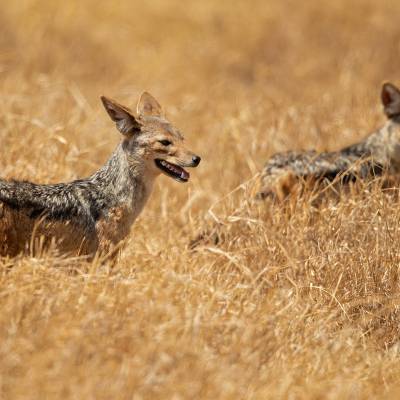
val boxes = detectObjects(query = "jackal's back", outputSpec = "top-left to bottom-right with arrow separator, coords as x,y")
265,150 -> 350,178
0,179 -> 107,224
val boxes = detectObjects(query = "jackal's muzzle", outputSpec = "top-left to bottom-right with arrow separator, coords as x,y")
155,155 -> 201,183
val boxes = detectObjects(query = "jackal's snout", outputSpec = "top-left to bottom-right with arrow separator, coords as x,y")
155,152 -> 201,183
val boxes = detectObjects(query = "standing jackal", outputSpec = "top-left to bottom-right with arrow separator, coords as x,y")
257,82 -> 400,200
0,92 -> 201,258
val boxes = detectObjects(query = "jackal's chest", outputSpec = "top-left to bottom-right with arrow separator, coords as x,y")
94,183 -> 153,253
388,144 -> 400,173
95,205 -> 137,252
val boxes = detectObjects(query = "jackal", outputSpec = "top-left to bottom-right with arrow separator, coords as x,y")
0,92 -> 201,258
257,82 -> 400,201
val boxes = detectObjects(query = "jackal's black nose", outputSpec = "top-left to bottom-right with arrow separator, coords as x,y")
192,155 -> 201,167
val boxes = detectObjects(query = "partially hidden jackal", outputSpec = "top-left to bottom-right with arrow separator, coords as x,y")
257,82 -> 400,200
0,92 -> 200,258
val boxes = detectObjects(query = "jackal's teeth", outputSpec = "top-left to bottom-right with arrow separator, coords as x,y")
155,158 -> 189,182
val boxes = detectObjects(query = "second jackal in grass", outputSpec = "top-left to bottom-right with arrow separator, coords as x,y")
257,82 -> 400,200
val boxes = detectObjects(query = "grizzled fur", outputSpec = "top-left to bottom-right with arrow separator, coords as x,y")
257,82 -> 400,200
0,92 -> 200,258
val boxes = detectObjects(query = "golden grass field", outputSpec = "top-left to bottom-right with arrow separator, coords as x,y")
1,0 -> 400,398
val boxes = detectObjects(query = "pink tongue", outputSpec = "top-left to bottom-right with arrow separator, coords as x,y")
181,170 -> 190,180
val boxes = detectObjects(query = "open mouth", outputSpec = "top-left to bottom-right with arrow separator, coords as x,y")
155,159 -> 190,182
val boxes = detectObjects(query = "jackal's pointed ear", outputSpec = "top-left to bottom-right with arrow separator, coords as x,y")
101,96 -> 141,135
381,82 -> 400,119
137,92 -> 162,117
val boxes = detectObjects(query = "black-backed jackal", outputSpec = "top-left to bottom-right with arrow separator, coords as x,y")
257,82 -> 400,200
0,92 -> 201,259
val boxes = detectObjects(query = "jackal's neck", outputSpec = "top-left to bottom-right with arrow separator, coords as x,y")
90,144 -> 155,209
364,121 -> 393,158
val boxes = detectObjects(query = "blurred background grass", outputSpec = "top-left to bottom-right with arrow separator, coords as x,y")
1,1 -> 400,398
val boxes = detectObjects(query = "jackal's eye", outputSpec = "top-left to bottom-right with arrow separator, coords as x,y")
159,140 -> 172,146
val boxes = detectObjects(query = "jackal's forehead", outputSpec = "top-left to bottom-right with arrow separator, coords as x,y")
141,116 -> 184,140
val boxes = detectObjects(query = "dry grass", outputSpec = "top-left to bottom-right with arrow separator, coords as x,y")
1,0 -> 400,398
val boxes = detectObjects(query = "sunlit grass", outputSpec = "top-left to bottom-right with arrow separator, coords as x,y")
1,0 -> 400,398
